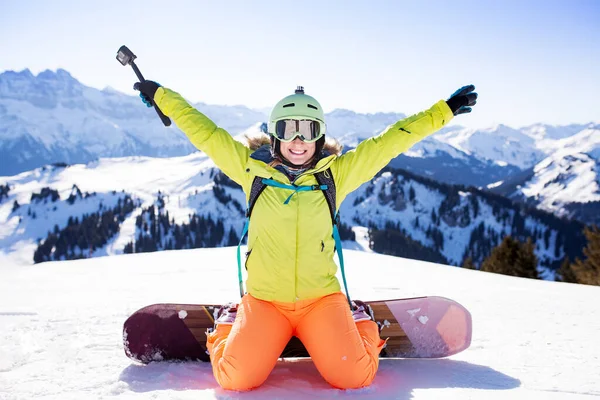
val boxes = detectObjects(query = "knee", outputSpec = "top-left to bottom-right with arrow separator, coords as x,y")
321,360 -> 378,390
327,368 -> 377,390
213,356 -> 270,391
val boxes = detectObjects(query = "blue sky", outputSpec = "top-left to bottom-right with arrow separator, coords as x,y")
0,0 -> 598,129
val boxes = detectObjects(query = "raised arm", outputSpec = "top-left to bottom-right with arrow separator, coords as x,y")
331,99 -> 454,203
331,84 -> 478,204
139,83 -> 251,190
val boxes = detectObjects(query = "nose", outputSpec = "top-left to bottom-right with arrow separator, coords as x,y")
292,137 -> 304,144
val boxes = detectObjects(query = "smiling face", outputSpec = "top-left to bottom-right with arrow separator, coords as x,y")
279,137 -> 316,166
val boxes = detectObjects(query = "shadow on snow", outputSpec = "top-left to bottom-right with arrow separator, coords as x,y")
119,357 -> 520,399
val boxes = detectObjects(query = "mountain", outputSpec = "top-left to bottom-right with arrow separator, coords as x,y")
386,135 -> 522,187
342,167 -> 586,275
1,68 -> 596,223
325,108 -> 407,145
0,153 -> 586,278
0,69 -> 266,176
436,122 -> 595,169
330,120 -> 522,187
487,125 -> 600,224
435,124 -> 545,169
2,246 -> 599,398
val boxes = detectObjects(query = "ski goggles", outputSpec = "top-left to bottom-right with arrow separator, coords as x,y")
270,119 -> 325,143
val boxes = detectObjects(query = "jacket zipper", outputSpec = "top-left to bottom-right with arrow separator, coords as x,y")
291,157 -> 335,300
294,197 -> 300,300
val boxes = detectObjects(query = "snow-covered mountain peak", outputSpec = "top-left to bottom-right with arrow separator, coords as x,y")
0,68 -> 86,110
553,126 -> 600,161
325,109 -> 406,140
0,68 -> 268,176
101,86 -> 122,94
524,152 -> 599,214
234,121 -> 266,143
328,108 -> 358,118
403,136 -> 470,161
522,123 -> 589,141
436,124 -> 542,169
37,68 -> 77,83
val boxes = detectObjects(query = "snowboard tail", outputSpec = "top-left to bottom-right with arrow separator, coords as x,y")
123,296 -> 472,363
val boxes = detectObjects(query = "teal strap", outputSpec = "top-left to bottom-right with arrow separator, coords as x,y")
332,212 -> 352,308
236,178 -> 337,301
236,218 -> 250,298
261,178 -> 328,205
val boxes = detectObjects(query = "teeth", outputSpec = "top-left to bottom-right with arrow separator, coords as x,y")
290,150 -> 305,155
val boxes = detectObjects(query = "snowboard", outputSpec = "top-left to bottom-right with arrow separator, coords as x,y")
123,296 -> 472,364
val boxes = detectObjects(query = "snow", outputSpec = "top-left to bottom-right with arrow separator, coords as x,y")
402,136 -> 470,162
516,127 -> 600,215
0,154 -> 247,266
0,69 -> 268,176
1,247 -> 600,399
435,125 -> 543,170
522,153 -> 600,213
487,180 -> 504,189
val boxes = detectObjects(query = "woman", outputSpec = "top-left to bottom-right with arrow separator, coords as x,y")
134,81 -> 477,391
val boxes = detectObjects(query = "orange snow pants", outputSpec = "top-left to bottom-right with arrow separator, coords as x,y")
206,292 -> 386,391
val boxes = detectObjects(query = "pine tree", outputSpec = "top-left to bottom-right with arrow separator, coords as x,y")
227,228 -> 239,246
571,226 -> 600,286
543,229 -> 551,250
409,186 -> 416,202
481,236 -> 539,279
555,257 -> 577,283
462,257 -> 476,270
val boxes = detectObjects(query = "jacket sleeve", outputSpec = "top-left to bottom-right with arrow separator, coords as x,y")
331,99 -> 454,204
153,87 -> 251,190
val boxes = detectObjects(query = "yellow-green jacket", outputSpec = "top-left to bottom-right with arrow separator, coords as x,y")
154,87 -> 454,303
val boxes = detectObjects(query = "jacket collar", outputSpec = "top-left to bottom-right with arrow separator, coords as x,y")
248,144 -> 336,182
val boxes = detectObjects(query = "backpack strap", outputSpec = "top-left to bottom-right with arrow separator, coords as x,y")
314,170 -> 337,225
236,176 -> 266,297
247,176 -> 268,218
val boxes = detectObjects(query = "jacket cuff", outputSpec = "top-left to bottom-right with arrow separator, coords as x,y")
153,86 -> 166,108
436,99 -> 454,125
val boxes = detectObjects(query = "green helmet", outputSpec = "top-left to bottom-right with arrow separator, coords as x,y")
267,86 -> 327,137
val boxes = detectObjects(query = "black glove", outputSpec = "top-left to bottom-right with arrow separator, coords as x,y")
446,85 -> 478,115
133,80 -> 161,108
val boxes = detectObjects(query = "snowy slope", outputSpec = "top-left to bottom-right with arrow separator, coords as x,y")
523,122 -> 590,142
386,135 -> 521,187
487,125 -> 600,223
522,154 -> 599,214
0,152 -> 584,275
437,123 -> 597,171
341,170 -> 583,275
0,153 -> 246,267
1,248 -> 599,399
435,124 -> 544,169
